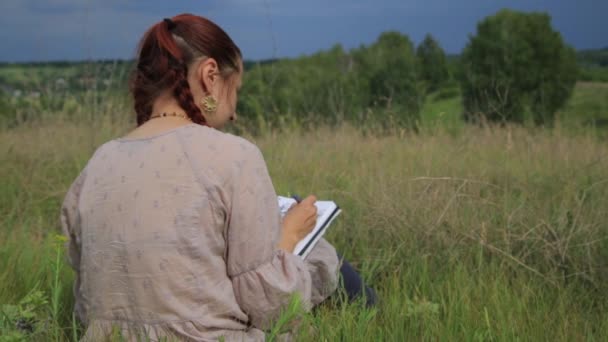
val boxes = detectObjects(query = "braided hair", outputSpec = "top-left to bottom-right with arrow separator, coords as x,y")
130,14 -> 242,126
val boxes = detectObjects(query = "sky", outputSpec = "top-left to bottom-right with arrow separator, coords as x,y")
0,0 -> 606,62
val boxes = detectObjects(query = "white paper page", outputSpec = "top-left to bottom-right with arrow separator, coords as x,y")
277,196 -> 340,258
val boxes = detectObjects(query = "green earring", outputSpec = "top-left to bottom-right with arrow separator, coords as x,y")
201,95 -> 218,114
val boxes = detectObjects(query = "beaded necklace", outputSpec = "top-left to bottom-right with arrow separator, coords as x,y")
149,112 -> 192,122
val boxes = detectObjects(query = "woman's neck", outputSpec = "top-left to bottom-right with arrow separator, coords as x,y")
151,93 -> 187,116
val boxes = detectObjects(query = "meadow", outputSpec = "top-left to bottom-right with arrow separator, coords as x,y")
1,81 -> 607,341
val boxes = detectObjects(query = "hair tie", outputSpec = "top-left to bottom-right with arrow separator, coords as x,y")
163,18 -> 176,31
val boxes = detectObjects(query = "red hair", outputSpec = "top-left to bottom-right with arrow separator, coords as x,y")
130,13 -> 242,126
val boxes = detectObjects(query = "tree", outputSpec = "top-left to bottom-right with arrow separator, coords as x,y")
354,31 -> 423,127
460,9 -> 578,125
416,34 -> 449,92
236,31 -> 424,129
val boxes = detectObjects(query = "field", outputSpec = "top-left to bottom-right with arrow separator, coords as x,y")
1,81 -> 607,340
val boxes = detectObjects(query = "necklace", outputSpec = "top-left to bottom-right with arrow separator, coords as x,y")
149,111 -> 192,122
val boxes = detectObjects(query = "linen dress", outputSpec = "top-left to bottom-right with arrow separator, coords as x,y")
60,123 -> 340,341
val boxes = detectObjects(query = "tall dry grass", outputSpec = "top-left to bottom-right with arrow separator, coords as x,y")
1,117 -> 607,340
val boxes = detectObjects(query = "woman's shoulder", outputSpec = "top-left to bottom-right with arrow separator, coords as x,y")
84,140 -> 121,169
183,125 -> 262,160
174,125 -> 266,186
62,139 -> 117,196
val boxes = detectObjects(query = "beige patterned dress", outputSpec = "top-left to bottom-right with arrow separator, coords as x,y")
60,123 -> 340,341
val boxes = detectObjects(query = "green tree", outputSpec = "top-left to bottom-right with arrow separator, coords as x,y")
416,34 -> 449,92
460,9 -> 578,125
237,32 -> 423,130
354,31 -> 423,127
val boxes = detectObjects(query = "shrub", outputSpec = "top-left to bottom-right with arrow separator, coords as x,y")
460,9 -> 578,125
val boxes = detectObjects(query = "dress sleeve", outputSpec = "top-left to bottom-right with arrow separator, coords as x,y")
224,143 -> 314,330
303,237 -> 340,306
59,168 -> 88,323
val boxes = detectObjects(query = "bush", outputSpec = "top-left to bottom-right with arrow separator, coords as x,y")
578,66 -> 608,82
460,9 -> 578,125
434,83 -> 461,101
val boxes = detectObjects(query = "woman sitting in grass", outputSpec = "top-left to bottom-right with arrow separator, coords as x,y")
60,13 -> 376,341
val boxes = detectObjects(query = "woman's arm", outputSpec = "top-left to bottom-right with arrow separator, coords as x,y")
223,141 -> 313,330
59,168 -> 88,324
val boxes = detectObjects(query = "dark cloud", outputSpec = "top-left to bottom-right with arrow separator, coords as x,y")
0,0 -> 606,62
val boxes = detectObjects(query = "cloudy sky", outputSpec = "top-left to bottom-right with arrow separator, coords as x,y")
0,0 -> 606,62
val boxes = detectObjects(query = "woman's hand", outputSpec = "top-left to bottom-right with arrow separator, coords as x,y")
278,195 -> 318,252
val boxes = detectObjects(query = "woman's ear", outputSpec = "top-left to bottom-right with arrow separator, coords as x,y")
197,58 -> 219,94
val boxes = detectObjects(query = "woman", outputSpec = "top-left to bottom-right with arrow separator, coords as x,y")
60,13 -> 375,341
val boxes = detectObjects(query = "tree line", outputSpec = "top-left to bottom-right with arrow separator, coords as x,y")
238,9 -> 583,128
1,9 -> 605,129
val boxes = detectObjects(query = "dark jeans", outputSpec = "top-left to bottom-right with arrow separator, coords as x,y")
332,252 -> 378,308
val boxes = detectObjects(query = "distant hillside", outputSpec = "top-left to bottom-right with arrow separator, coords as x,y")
1,47 -> 607,69
577,47 -> 608,67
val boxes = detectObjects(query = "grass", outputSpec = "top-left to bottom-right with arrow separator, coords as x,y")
1,83 -> 608,340
559,82 -> 608,127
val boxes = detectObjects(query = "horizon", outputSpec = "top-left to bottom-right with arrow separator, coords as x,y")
1,1 -> 607,63
1,45 -> 607,66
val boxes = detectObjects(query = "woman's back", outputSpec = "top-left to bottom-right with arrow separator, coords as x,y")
62,123 -> 340,340
59,14 -> 342,341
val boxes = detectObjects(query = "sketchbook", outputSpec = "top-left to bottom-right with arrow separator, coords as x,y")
277,196 -> 341,259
